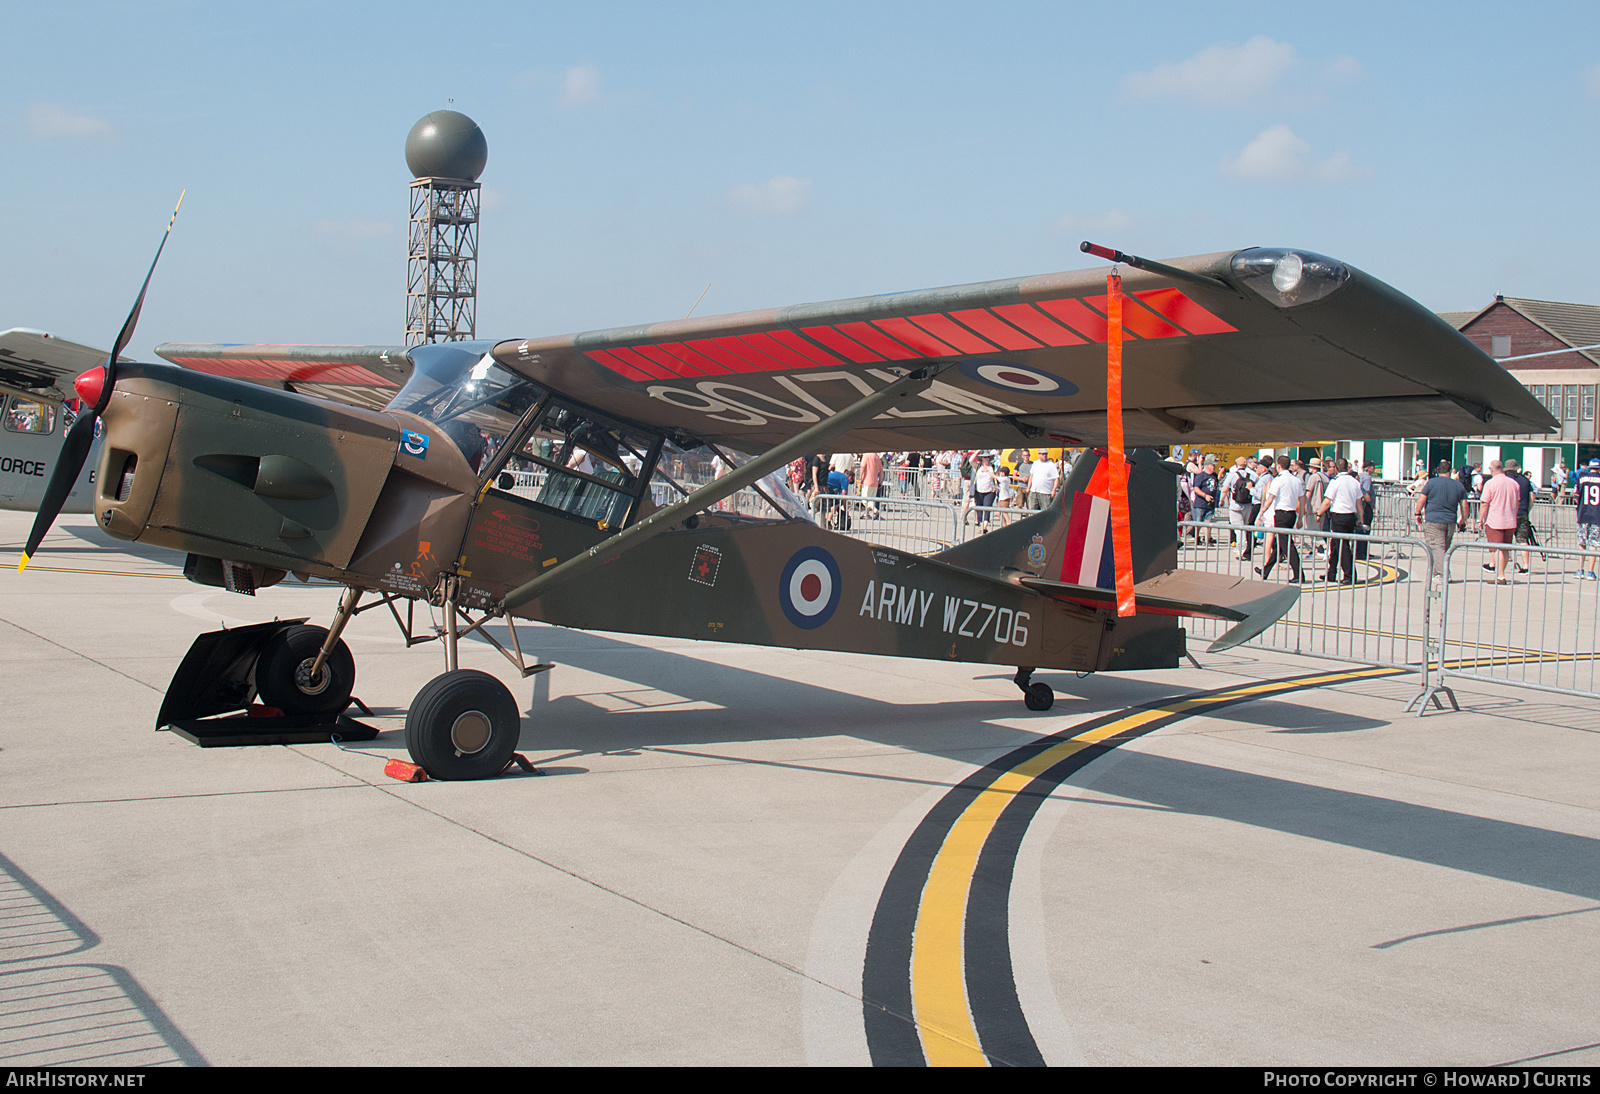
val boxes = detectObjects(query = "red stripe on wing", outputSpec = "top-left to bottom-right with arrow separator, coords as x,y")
801,326 -> 883,363
738,332 -> 815,371
834,322 -> 921,361
767,328 -> 850,366
610,346 -> 678,380
1034,298 -> 1115,342
949,309 -> 1043,351
693,337 -> 772,374
1085,293 -> 1182,339
870,317 -> 957,357
658,341 -> 733,375
907,313 -> 998,353
586,349 -> 655,382
633,343 -> 704,377
990,304 -> 1087,347
1133,288 -> 1238,335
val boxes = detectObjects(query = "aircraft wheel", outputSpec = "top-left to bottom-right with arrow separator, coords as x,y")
1024,682 -> 1054,712
255,624 -> 355,715
405,670 -> 520,780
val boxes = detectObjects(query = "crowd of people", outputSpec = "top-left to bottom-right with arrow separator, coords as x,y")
1184,449 -> 1600,585
787,449 -> 1069,531
1412,456 -> 1584,503
1181,449 -> 1377,585
1408,456 -> 1598,581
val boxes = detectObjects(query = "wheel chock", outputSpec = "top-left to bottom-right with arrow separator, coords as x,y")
505,753 -> 542,776
384,759 -> 429,782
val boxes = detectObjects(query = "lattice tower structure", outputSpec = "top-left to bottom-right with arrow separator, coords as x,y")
406,178 -> 480,345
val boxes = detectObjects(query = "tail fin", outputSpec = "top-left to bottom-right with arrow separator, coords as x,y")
934,450 -> 1298,667
932,448 -> 1178,585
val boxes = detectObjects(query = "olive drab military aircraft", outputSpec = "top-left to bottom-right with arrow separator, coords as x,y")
19,204 -> 1559,779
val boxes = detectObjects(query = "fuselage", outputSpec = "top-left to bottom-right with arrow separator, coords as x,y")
0,394 -> 96,513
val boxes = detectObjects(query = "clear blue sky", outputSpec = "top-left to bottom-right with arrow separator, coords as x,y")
7,1 -> 1598,361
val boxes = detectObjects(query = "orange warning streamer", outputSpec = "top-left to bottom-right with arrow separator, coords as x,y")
1106,271 -> 1136,617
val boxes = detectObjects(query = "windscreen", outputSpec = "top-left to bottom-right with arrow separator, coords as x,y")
385,342 -> 545,472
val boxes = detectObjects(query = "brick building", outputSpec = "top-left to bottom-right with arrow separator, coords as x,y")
1337,296 -> 1599,488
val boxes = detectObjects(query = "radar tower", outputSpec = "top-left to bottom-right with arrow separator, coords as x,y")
404,111 -> 488,346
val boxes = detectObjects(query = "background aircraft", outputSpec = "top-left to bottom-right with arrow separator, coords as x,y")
0,329 -> 116,514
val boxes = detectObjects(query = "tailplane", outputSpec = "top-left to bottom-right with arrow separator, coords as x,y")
933,449 -> 1298,665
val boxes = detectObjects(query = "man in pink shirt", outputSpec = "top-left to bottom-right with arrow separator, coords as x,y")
860,451 -> 884,518
1478,460 -> 1520,583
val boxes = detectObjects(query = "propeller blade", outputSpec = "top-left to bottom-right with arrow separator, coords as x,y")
19,190 -> 184,570
19,411 -> 100,569
105,191 -> 185,392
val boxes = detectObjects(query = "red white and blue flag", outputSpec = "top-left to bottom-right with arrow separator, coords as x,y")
1060,462 -> 1116,590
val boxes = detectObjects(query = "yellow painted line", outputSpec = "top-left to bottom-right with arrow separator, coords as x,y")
913,737 -> 1091,1065
910,664 -> 1396,1066
0,562 -> 185,580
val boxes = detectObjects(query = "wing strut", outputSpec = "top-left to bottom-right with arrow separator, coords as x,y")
500,363 -> 946,612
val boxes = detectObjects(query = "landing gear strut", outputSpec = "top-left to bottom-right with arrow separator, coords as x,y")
399,577 -> 546,779
1014,667 -> 1054,711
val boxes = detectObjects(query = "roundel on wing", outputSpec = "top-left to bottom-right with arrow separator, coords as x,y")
779,546 -> 842,630
957,360 -> 1078,397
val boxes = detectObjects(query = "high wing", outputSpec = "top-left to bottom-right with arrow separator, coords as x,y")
0,328 -> 128,404
153,343 -> 412,411
483,247 -> 1557,453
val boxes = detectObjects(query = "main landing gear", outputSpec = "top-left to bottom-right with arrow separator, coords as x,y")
254,624 -> 355,715
391,578 -> 553,780
404,670 -> 521,781
1014,667 -> 1054,711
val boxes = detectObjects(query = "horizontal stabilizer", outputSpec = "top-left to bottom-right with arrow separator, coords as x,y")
1021,568 -> 1299,651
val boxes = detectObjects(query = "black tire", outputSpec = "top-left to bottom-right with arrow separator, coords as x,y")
404,670 -> 520,780
255,624 -> 355,715
1024,682 -> 1054,712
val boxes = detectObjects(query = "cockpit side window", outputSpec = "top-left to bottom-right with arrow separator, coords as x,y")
3,398 -> 56,436
489,399 -> 662,528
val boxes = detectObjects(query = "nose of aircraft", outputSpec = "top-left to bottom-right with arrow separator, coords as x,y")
74,366 -> 107,409
18,192 -> 184,570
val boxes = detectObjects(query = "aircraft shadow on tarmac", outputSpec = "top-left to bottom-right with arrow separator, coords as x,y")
414,621 -> 1213,764
0,852 -> 206,1067
1202,699 -> 1390,733
1070,752 -> 1600,912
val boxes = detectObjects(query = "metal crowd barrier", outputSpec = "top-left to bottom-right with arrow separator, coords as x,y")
1177,520 -> 1436,688
826,502 -> 1600,713
951,501 -> 1045,542
812,493 -> 962,554
499,468 -> 548,500
1370,482 -> 1414,536
1373,482 -> 1579,547
1435,540 -> 1600,701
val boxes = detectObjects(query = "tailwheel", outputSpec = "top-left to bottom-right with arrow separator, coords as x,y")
404,670 -> 521,780
255,624 -> 355,715
1024,683 -> 1054,712
1014,666 -> 1054,712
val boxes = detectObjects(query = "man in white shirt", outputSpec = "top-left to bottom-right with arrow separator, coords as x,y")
1318,458 -> 1364,584
1221,456 -> 1255,559
1027,455 -> 1059,510
1258,455 -> 1305,582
